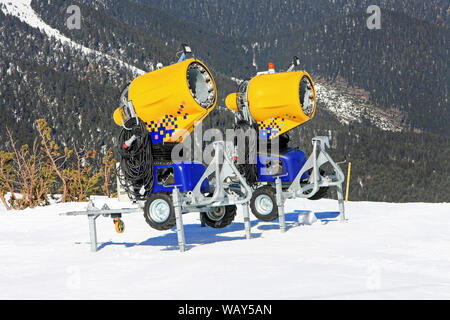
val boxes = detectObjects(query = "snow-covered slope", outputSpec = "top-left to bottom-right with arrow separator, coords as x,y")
0,0 -> 145,77
1,197 -> 449,299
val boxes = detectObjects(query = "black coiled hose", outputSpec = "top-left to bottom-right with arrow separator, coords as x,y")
234,120 -> 259,187
116,118 -> 154,200
234,120 -> 292,188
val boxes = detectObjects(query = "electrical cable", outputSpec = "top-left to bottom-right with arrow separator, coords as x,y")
115,118 -> 154,200
234,119 -> 259,187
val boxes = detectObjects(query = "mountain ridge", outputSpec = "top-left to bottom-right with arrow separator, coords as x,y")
0,0 -> 449,202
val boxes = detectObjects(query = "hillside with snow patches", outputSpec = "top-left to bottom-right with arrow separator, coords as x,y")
1,0 -> 405,133
0,0 -> 145,77
1,197 -> 449,299
315,82 -> 405,132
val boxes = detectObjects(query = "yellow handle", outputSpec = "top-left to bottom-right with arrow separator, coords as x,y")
345,162 -> 352,202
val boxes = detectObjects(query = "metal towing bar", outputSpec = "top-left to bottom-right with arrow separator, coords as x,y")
60,201 -> 141,252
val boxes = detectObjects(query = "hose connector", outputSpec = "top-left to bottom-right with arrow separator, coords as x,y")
123,135 -> 137,150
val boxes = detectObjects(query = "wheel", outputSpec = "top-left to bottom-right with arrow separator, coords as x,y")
308,187 -> 329,200
144,192 -> 176,231
114,218 -> 125,233
302,169 -> 329,201
250,186 -> 279,222
201,205 -> 237,229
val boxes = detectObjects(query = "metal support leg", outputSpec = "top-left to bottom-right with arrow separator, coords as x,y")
173,188 -> 186,252
242,203 -> 252,240
88,215 -> 99,252
278,204 -> 286,233
200,213 -> 206,228
336,185 -> 346,222
275,177 -> 286,233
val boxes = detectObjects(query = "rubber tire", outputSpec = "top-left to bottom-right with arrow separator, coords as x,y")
250,186 -> 279,222
308,187 -> 329,200
201,205 -> 237,229
114,219 -> 125,234
144,192 -> 176,231
303,169 -> 329,201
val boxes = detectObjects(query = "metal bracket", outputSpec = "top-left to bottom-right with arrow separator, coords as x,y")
280,136 -> 347,222
190,141 -> 253,208
171,141 -> 254,251
60,200 -> 141,252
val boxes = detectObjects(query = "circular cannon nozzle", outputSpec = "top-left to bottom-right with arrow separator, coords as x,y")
299,76 -> 315,117
187,62 -> 216,109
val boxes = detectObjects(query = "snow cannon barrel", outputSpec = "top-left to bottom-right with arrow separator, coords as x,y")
225,71 -> 316,139
113,58 -> 217,143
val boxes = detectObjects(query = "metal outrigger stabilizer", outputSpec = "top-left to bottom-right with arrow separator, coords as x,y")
275,136 -> 347,232
60,201 -> 141,252
170,141 -> 254,252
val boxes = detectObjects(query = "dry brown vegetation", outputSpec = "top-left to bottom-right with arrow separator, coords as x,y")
0,119 -> 116,210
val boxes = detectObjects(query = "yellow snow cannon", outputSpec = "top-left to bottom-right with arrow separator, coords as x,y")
225,62 -> 316,139
113,58 -> 217,144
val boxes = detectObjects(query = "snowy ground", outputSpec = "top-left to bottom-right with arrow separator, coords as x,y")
1,197 -> 449,300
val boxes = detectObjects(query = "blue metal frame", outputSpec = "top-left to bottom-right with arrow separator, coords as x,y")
257,150 -> 309,183
152,162 -> 210,193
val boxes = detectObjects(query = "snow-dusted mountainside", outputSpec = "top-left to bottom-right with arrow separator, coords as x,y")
315,81 -> 405,132
1,0 -> 449,204
229,76 -> 405,132
1,197 -> 449,299
0,0 -> 145,77
0,0 -> 407,135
